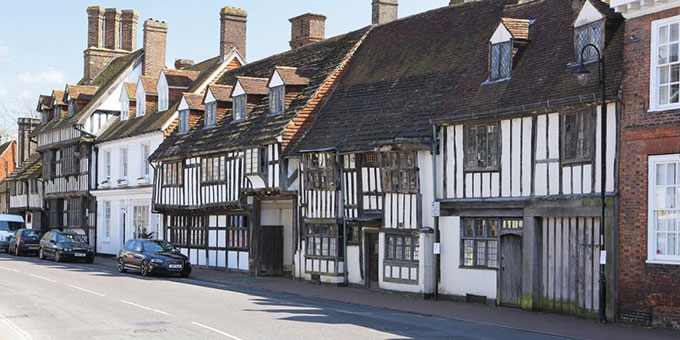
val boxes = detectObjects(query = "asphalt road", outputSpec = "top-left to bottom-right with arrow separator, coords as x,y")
0,253 -> 568,340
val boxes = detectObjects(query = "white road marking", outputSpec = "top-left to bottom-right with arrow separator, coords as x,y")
120,300 -> 170,315
191,321 -> 243,340
68,284 -> 106,297
11,269 -> 19,273
0,266 -> 10,271
0,312 -> 31,340
28,274 -> 57,283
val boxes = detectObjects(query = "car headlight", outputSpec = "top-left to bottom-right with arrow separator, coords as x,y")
64,248 -> 72,252
150,259 -> 164,264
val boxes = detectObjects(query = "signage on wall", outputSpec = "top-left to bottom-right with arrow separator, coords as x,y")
433,242 -> 441,255
600,250 -> 607,265
431,201 -> 440,217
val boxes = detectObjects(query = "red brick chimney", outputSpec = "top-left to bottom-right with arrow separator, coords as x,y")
84,6 -> 134,84
289,13 -> 326,49
121,10 -> 139,51
87,6 -> 105,48
143,18 -> 168,77
220,7 -> 247,60
104,8 -> 122,49
372,0 -> 398,25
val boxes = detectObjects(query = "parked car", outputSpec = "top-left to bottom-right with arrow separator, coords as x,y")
8,229 -> 42,256
0,214 -> 25,253
39,231 -> 94,263
118,239 -> 191,278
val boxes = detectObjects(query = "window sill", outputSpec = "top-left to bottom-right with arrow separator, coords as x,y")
458,265 -> 498,271
647,105 -> 680,113
463,168 -> 500,173
561,158 -> 592,166
304,255 -> 343,260
645,259 -> 680,266
384,260 -> 419,266
481,76 -> 511,86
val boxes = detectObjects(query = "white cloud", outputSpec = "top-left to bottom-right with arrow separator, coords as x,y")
19,90 -> 31,100
0,86 -> 6,96
0,41 -> 7,56
18,69 -> 65,84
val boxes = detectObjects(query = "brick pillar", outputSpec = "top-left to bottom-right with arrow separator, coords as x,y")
104,8 -> 122,50
220,7 -> 247,60
121,10 -> 139,51
372,0 -> 398,25
86,6 -> 104,48
289,13 -> 326,49
143,18 -> 168,77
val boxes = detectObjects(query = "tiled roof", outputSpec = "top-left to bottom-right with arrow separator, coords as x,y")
37,95 -> 52,110
182,93 -> 205,111
292,0 -> 623,154
501,18 -> 531,41
0,141 -> 13,157
123,82 -> 136,100
205,85 -> 233,102
275,66 -> 310,86
235,76 -> 269,95
150,27 -> 371,160
139,76 -> 159,95
164,69 -> 200,88
65,85 -> 99,101
52,90 -> 65,106
6,153 -> 41,181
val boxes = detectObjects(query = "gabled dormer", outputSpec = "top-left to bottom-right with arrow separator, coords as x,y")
157,72 -> 169,112
268,66 -> 310,115
36,95 -> 53,125
177,93 -> 205,134
230,76 -> 268,122
486,18 -> 532,83
51,90 -> 65,121
573,0 -> 607,63
63,85 -> 98,118
202,84 -> 233,128
159,69 -> 199,111
135,76 -> 159,118
119,82 -> 136,121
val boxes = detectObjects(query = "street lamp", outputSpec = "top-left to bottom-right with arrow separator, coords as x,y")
575,42 -> 607,323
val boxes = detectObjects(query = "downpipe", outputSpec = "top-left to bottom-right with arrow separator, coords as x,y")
431,122 -> 440,300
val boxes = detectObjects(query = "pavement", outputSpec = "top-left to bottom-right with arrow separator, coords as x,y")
0,253 -> 678,340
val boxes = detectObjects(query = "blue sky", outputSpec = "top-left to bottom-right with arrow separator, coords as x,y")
0,0 -> 446,138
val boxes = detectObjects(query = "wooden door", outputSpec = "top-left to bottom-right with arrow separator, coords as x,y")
367,232 -> 379,288
259,225 -> 283,276
500,234 -> 522,306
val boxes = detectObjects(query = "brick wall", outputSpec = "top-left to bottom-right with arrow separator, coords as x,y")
372,0 -> 398,25
289,13 -> 326,49
619,6 -> 680,329
220,7 -> 247,60
143,19 -> 168,77
104,8 -> 121,50
0,141 -> 17,181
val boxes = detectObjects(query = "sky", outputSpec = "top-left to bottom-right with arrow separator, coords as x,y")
0,0 -> 446,139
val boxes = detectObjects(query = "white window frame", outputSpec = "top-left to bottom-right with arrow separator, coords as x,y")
137,92 -> 146,117
269,85 -> 285,115
650,15 -> 680,112
121,98 -> 129,121
104,201 -> 111,239
233,95 -> 246,121
647,153 -> 680,265
158,81 -> 168,111
104,150 -> 111,180
205,102 -> 216,127
141,144 -> 150,178
178,109 -> 189,133
120,147 -> 128,180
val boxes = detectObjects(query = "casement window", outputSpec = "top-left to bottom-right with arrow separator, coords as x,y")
245,148 -> 265,175
227,215 -> 249,250
104,150 -> 111,180
43,151 -> 56,178
137,92 -> 146,117
66,198 -> 84,227
269,85 -> 285,115
158,85 -> 168,111
133,206 -> 150,239
464,124 -> 499,171
120,148 -> 128,179
648,155 -> 680,264
68,100 -> 77,117
61,146 -> 80,175
561,110 -> 593,164
141,144 -> 150,178
489,41 -> 512,80
304,153 -> 335,190
346,224 -> 361,245
121,99 -> 129,121
54,105 -> 61,120
162,162 -> 182,187
233,94 -> 247,121
201,156 -> 225,183
205,102 -> 216,127
104,201 -> 111,238
381,151 -> 418,193
305,224 -> 342,258
385,234 -> 419,262
41,110 -> 49,124
574,21 -> 604,63
651,17 -> 680,110
178,109 -> 189,134
461,218 -> 499,268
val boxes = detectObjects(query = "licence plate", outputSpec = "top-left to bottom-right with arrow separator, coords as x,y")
29,245 -> 39,249
168,264 -> 183,269
74,253 -> 86,257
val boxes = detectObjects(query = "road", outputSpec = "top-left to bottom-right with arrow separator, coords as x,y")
0,253 -> 568,340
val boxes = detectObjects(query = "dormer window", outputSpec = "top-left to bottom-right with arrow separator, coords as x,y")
158,76 -> 168,111
489,41 -> 512,80
205,102 -> 216,127
121,98 -> 129,121
137,91 -> 146,117
233,95 -> 246,121
68,99 -> 77,117
574,21 -> 604,62
178,109 -> 189,134
269,86 -> 285,115
53,103 -> 61,120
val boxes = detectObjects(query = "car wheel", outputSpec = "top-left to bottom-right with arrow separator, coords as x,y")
118,258 -> 127,273
14,246 -> 20,257
140,261 -> 150,277
179,269 -> 191,278
54,251 -> 62,263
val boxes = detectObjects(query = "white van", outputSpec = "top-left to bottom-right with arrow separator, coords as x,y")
0,214 -> 26,252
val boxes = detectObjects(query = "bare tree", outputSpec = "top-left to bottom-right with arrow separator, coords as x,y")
0,98 -> 36,142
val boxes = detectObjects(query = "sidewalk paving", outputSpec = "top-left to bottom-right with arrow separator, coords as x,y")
94,256 -> 678,340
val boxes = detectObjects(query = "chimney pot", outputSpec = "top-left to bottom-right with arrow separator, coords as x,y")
220,6 -> 247,60
289,13 -> 326,49
121,10 -> 139,51
143,18 -> 168,77
372,0 -> 398,25
175,59 -> 195,70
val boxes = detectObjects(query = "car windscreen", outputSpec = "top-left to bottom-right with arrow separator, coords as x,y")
56,233 -> 87,243
0,221 -> 24,232
22,230 -> 40,237
143,241 -> 179,253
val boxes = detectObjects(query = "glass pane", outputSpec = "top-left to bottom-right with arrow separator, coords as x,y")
475,219 -> 485,237
668,213 -> 677,231
660,65 -> 670,84
667,163 -> 676,185
487,240 -> 498,268
658,232 -> 667,255
464,240 -> 474,266
669,233 -> 677,256
488,220 -> 498,237
671,84 -> 679,103
660,45 -> 669,64
658,163 -> 666,185
672,23 -> 679,42
671,44 -> 679,63
658,211 -> 668,231
476,241 -> 486,266
667,187 -> 676,208
660,25 -> 669,44
464,219 -> 474,237
656,187 -> 666,208
660,85 -> 670,105
673,64 -> 680,83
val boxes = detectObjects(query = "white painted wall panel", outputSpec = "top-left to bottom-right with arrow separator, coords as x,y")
501,120 -> 511,197
522,117 -> 532,196
511,118 -> 522,197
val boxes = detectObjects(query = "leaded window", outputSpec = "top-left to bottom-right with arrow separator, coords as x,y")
68,100 -> 77,117
381,151 -> 418,193
227,215 -> 249,250
562,110 -> 592,164
464,124 -> 499,171
575,21 -> 604,63
305,153 -> 335,190
489,41 -> 512,80
201,156 -> 225,183
205,102 -> 216,127
269,86 -> 285,114
245,148 -> 265,175
385,234 -> 419,262
305,224 -> 341,258
178,109 -> 189,134
461,218 -> 499,268
233,95 -> 247,121
162,162 -> 182,187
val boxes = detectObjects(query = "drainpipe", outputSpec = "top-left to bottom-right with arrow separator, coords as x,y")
431,121 -> 440,300
337,151 -> 349,286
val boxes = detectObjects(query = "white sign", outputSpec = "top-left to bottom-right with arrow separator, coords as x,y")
433,242 -> 441,255
600,250 -> 607,265
431,202 -> 440,217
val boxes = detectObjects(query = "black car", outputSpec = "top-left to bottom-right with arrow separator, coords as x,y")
39,231 -> 94,263
9,229 -> 42,256
118,240 -> 191,278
